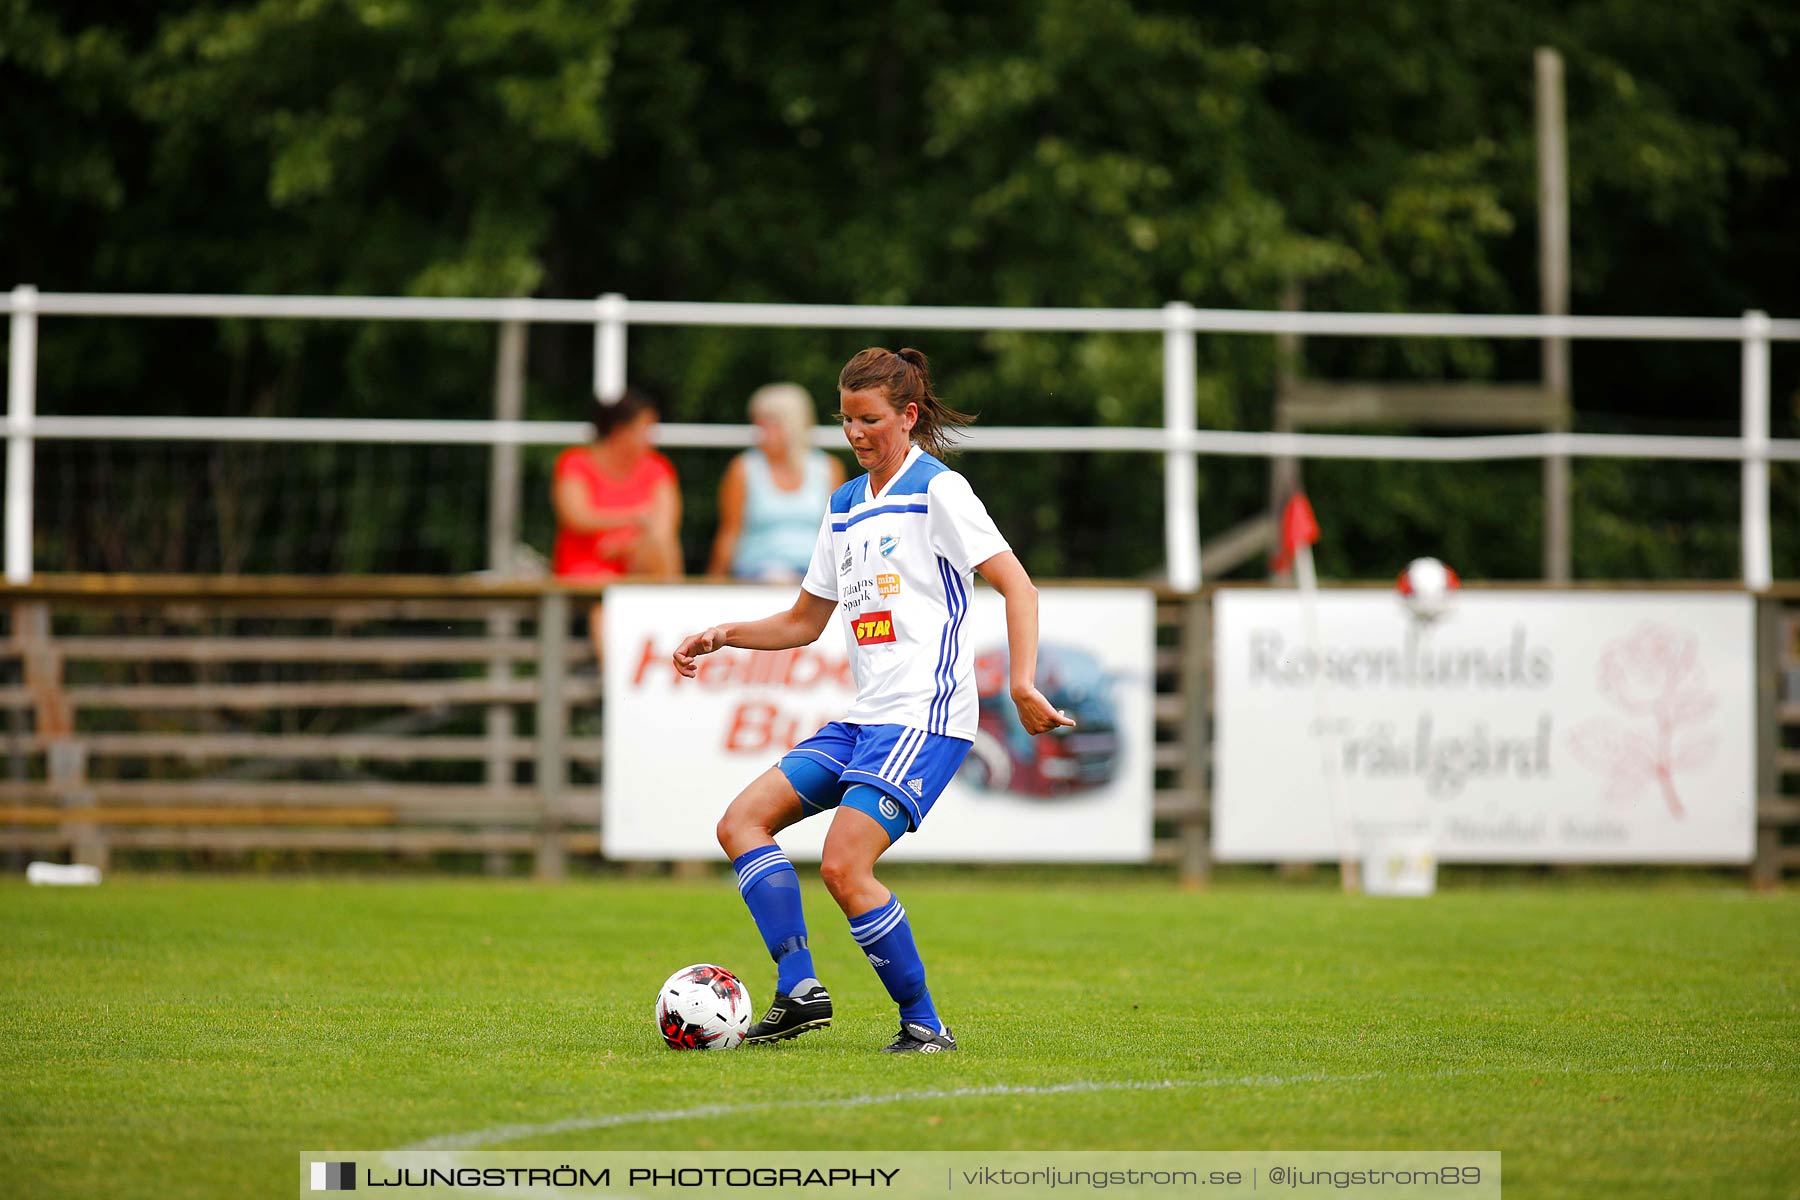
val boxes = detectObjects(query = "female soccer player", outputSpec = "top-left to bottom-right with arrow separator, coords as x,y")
673,347 -> 1074,1053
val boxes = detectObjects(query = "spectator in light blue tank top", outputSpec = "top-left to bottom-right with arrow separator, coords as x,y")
708,383 -> 847,581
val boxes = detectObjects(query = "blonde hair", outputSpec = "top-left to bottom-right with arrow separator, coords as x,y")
748,382 -> 817,462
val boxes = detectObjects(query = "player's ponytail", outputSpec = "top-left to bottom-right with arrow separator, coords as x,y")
838,347 -> 975,458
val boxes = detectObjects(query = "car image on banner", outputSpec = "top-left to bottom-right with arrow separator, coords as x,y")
960,643 -> 1122,798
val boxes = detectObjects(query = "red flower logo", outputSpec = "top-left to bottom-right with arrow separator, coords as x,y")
1570,624 -> 1718,818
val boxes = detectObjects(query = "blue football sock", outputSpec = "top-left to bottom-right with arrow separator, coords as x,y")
732,846 -> 816,994
848,894 -> 942,1032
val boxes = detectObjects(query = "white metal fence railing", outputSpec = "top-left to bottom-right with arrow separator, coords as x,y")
7,287 -> 1799,589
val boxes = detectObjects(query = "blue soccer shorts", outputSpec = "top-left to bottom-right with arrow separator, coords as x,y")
777,722 -> 972,843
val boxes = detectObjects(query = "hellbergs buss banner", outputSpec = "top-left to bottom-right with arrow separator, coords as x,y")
1213,590 -> 1756,863
603,585 -> 1155,861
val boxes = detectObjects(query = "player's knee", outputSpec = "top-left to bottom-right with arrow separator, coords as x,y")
817,853 -> 864,900
716,808 -> 763,856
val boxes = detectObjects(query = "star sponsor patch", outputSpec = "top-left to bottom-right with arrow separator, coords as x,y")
852,609 -> 897,645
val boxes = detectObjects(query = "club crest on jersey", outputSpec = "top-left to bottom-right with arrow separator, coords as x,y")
853,610 -> 896,645
879,535 -> 899,557
877,572 -> 901,596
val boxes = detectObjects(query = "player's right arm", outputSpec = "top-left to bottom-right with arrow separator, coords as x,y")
672,589 -> 836,677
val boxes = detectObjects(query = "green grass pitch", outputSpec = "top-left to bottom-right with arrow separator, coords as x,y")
1,871 -> 1795,1199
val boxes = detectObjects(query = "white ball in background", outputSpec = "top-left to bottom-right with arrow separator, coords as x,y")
1398,556 -> 1459,620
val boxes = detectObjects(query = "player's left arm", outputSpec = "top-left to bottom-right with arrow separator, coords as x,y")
974,551 -> 1077,736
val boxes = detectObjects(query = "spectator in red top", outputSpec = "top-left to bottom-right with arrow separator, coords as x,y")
551,388 -> 682,664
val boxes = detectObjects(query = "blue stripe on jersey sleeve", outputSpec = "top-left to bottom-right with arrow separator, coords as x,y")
828,453 -> 946,528
936,561 -> 964,737
828,476 -> 865,515
929,556 -> 968,735
890,452 -> 949,497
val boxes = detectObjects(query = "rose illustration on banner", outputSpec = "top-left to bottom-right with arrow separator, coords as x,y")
1569,623 -> 1719,818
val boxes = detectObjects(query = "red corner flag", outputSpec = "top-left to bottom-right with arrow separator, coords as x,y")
1272,492 -> 1320,571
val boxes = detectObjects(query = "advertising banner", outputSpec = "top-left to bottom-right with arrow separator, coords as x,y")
1213,590 -> 1755,863
603,585 -> 1154,861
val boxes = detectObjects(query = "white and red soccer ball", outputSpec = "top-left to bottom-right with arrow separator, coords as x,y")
1397,556 -> 1460,621
655,964 -> 752,1050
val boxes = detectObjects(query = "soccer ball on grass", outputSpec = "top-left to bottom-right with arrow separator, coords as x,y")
655,964 -> 752,1050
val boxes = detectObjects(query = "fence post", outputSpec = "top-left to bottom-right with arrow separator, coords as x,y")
1178,592 -> 1212,888
49,741 -> 102,869
486,321 -> 528,873
488,320 -> 528,573
1162,301 -> 1201,590
1536,47 -> 1573,585
593,292 -> 627,403
7,284 -> 38,585
1753,595 -> 1781,889
1741,310 -> 1772,591
17,598 -> 96,865
533,589 -> 570,880
484,600 -> 518,877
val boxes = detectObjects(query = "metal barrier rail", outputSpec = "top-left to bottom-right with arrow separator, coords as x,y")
25,414 -> 1800,462
7,288 -> 1797,592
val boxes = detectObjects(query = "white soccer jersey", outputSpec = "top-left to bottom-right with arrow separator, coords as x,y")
800,445 -> 1011,740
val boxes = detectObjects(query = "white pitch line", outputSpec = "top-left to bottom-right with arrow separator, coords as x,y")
403,1074 -> 1379,1150
401,1060 -> 1765,1152
405,1059 -> 1773,1152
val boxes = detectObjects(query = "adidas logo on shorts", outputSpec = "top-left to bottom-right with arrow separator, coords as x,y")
907,778 -> 924,797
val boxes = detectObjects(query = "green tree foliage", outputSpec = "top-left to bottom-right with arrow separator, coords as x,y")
2,0 -> 1795,578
